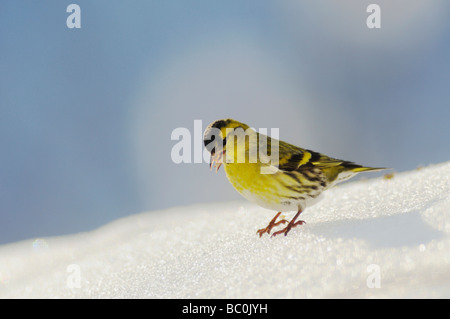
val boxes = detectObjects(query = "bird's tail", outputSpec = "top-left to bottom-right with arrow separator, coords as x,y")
319,161 -> 389,186
349,166 -> 389,173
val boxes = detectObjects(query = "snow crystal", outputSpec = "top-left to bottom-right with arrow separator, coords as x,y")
0,162 -> 449,298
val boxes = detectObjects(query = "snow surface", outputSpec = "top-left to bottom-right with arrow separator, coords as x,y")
0,162 -> 449,298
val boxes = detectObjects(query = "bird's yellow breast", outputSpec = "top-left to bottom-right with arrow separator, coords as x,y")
224,162 -> 262,194
223,161 -> 306,212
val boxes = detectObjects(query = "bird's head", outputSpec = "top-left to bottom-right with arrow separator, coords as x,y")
203,119 -> 250,171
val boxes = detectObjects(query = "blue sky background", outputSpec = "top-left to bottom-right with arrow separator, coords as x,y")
1,0 -> 449,244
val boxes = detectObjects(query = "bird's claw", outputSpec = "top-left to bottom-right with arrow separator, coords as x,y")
256,212 -> 288,237
258,209 -> 305,238
270,220 -> 306,237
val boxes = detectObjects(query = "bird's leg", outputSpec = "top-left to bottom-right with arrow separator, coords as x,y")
271,209 -> 305,237
256,212 -> 288,237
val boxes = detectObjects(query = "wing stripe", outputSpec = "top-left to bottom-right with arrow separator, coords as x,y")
297,151 -> 311,168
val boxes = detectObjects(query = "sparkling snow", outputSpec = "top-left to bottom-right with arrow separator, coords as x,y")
0,162 -> 449,298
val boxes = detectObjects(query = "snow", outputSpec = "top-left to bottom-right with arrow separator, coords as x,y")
0,162 -> 449,298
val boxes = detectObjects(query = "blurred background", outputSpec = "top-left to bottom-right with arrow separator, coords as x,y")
1,0 -> 449,244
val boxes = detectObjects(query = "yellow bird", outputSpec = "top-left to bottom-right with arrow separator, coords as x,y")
203,119 -> 386,237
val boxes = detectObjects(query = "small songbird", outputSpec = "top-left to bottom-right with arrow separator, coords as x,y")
203,119 -> 386,237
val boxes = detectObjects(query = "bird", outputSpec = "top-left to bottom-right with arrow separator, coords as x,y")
203,118 -> 386,237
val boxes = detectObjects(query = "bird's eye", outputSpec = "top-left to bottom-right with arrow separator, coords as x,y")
203,126 -> 223,153
203,132 -> 215,148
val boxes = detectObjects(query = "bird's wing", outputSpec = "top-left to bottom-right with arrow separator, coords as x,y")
260,135 -> 365,172
276,141 -> 356,171
271,139 -> 321,172
274,142 -> 350,186
264,136 -> 386,186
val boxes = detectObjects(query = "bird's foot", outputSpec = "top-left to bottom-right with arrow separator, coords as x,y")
270,209 -> 305,237
256,212 -> 287,237
270,220 -> 305,237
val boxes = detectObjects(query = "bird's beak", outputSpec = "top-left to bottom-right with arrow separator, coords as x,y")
210,150 -> 225,173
